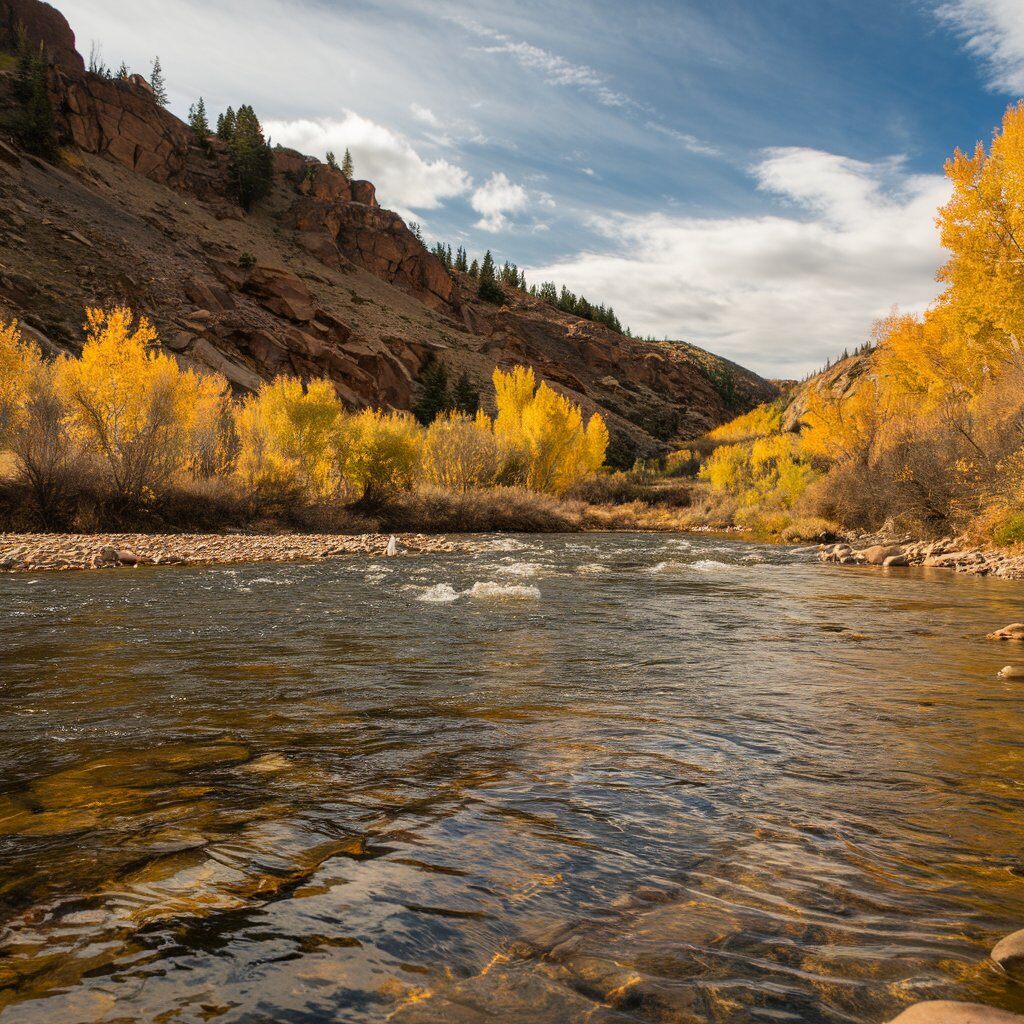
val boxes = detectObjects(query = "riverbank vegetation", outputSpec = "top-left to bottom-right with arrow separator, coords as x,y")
681,102 -> 1024,545
0,307 -> 625,532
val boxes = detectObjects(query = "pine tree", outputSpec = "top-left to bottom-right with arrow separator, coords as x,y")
412,358 -> 451,425
216,106 -> 236,141
454,246 -> 468,273
326,150 -> 338,170
228,104 -> 274,210
468,259 -> 479,279
188,97 -> 210,142
409,221 -> 424,243
341,147 -> 354,178
117,61 -> 129,79
150,56 -> 168,105
477,250 -> 503,303
13,25 -> 33,104
16,43 -> 58,160
452,371 -> 479,415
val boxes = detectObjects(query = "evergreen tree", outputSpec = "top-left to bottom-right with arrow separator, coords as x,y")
477,250 -> 504,303
16,43 -> 58,160
452,371 -> 479,415
149,56 -> 168,105
409,221 -> 424,243
13,25 -> 33,104
341,147 -> 354,178
217,106 -> 236,141
411,358 -> 451,425
188,96 -> 210,142
468,259 -> 479,279
227,104 -> 274,210
326,150 -> 338,170
116,61 -> 129,79
454,246 -> 468,273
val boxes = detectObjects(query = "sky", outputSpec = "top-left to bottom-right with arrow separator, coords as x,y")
59,0 -> 1024,376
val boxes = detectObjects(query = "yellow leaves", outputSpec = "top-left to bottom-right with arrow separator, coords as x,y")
708,402 -> 783,443
700,432 -> 813,509
0,319 -> 42,442
337,409 -> 422,502
492,366 -> 608,493
422,412 -> 499,491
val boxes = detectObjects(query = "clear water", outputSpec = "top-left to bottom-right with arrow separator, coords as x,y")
1,533 -> 1023,1023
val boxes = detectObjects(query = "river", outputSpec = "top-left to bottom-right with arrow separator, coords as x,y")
1,533 -> 1023,1023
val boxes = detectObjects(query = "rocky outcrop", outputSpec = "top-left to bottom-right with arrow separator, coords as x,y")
286,196 -> 454,312
0,0 -> 84,73
58,70 -> 194,184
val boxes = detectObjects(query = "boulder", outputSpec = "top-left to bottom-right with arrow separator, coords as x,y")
883,554 -> 910,567
998,666 -> 1024,680
115,548 -> 140,566
992,928 -> 1024,976
988,623 -> 1024,641
887,1002 -> 1024,1024
243,266 -> 316,322
862,544 -> 904,565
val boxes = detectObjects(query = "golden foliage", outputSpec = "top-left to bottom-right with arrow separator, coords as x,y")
493,366 -> 608,493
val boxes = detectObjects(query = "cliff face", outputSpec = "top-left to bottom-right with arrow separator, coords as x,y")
0,0 -> 778,462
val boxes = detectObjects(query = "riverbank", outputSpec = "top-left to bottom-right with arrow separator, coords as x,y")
0,532 -> 462,571
819,534 -> 1024,579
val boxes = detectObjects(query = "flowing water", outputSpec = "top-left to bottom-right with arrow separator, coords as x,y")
2,533 -> 1024,1024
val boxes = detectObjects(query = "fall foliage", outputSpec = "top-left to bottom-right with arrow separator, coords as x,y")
0,309 -> 609,526
697,102 -> 1024,541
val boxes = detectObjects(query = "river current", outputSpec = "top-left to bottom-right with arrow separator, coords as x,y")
1,533 -> 1023,1023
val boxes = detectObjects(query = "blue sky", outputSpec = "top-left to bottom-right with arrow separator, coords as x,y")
61,0 -> 1024,375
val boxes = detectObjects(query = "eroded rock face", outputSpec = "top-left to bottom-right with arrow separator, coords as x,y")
242,265 -> 316,322
0,0 -> 84,73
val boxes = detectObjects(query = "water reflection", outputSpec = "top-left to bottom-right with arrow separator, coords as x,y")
1,534 -> 1023,1022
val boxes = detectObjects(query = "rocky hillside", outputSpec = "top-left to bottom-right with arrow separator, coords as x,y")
0,0 -> 777,465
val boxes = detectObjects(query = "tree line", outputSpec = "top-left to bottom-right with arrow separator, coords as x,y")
0,308 -> 608,526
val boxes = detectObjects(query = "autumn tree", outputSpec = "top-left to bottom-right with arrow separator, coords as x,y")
337,410 -> 422,504
234,376 -> 342,502
55,307 -> 212,505
421,412 -> 499,490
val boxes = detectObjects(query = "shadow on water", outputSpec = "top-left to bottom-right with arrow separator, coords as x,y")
1,533 -> 1024,1022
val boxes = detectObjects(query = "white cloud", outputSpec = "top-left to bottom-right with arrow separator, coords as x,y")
410,103 -> 441,127
470,171 -> 529,231
526,148 -> 950,377
264,113 -> 471,218
646,122 -> 722,158
937,0 -> 1024,92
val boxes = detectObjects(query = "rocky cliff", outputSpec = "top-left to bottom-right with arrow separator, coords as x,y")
0,0 -> 777,463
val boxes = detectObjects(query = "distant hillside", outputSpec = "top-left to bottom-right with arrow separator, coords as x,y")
0,0 -> 778,466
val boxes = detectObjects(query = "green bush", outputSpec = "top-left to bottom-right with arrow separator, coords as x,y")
993,510 -> 1024,547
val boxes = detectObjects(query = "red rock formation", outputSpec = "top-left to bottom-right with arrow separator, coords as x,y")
0,0 -> 84,73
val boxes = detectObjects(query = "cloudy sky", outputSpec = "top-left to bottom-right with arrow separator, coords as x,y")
60,0 -> 1023,376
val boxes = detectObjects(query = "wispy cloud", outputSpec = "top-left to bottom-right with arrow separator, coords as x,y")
936,0 -> 1024,92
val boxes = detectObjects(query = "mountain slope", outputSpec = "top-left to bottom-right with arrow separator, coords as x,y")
0,0 -> 778,465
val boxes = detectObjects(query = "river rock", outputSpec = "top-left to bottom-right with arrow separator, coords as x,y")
116,549 -> 141,566
863,544 -> 904,565
998,666 -> 1024,680
993,929 -> 1024,976
888,1002 -> 1024,1023
883,553 -> 910,567
988,623 -> 1024,641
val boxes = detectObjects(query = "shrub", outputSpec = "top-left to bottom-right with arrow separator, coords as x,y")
421,412 -> 499,490
993,511 -> 1024,548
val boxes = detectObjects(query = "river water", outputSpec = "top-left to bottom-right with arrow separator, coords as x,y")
1,533 -> 1024,1024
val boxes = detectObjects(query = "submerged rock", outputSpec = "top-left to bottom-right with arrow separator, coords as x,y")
987,624 -> 1024,641
992,928 -> 1024,977
997,666 -> 1024,680
888,1002 -> 1024,1023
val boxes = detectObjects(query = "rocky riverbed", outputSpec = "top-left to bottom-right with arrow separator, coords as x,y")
0,532 -> 462,572
819,535 -> 1024,579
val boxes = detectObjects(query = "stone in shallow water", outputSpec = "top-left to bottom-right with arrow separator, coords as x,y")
992,928 -> 1024,977
888,1002 -> 1024,1023
987,623 -> 1024,641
